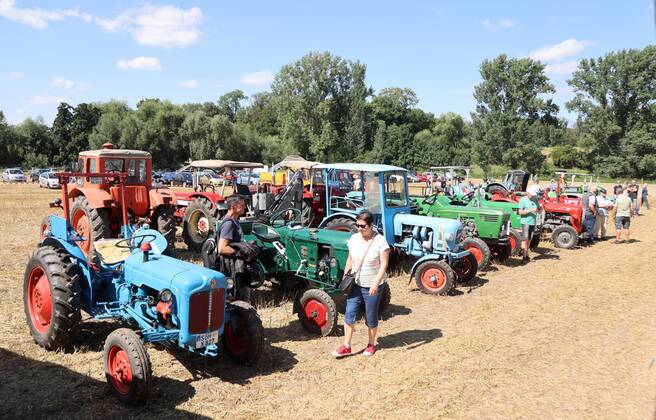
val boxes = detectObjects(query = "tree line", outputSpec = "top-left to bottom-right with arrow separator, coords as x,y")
1,46 -> 654,178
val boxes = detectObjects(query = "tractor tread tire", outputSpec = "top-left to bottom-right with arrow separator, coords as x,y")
462,237 -> 491,271
153,205 -> 176,253
552,225 -> 578,249
182,197 -> 220,252
452,252 -> 478,283
414,259 -> 455,296
23,246 -> 82,350
103,328 -> 152,405
509,229 -> 522,255
324,216 -> 357,233
298,288 -> 338,336
70,196 -> 110,251
221,300 -> 264,366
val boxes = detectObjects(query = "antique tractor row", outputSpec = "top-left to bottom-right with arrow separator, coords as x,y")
27,171 -> 263,405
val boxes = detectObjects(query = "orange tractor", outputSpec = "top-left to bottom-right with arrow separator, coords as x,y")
61,143 -> 177,256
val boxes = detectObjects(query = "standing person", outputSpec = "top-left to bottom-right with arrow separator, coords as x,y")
614,189 -> 632,243
332,210 -> 390,358
517,186 -> 539,264
627,179 -> 639,215
217,194 -> 252,302
594,188 -> 612,240
581,186 -> 598,244
613,180 -> 624,196
641,183 -> 650,211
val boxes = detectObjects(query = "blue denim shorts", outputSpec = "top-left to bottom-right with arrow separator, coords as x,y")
344,283 -> 387,328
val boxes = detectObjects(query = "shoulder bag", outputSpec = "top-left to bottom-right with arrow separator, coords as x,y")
338,234 -> 376,294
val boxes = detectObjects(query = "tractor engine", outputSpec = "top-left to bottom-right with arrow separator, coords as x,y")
393,214 -> 464,257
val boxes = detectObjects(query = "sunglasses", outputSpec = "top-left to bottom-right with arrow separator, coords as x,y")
356,223 -> 369,229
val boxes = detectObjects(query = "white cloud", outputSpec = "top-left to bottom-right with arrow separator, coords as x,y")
240,71 -> 274,85
51,77 -> 74,89
178,79 -> 198,88
28,93 -> 66,105
483,18 -> 516,31
545,60 -> 578,75
95,5 -> 202,48
0,0 -> 91,29
8,71 -> 23,80
116,57 -> 161,71
529,38 -> 594,62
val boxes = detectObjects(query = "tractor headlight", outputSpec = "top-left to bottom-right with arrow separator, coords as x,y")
446,233 -> 454,242
226,277 -> 234,289
329,257 -> 337,268
158,289 -> 173,303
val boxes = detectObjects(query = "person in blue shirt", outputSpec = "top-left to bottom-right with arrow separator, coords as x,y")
518,186 -> 540,264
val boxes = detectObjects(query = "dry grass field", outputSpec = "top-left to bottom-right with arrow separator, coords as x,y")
1,183 -> 654,419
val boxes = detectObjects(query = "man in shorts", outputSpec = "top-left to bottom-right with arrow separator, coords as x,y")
614,188 -> 632,243
518,186 -> 539,264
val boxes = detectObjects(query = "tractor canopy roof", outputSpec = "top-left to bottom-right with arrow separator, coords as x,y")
314,163 -> 407,173
79,149 -> 151,158
272,155 -> 320,171
180,160 -> 264,171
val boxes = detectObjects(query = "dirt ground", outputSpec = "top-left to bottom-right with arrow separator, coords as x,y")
0,183 -> 654,419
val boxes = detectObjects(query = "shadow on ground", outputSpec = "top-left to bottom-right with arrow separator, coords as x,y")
378,328 -> 443,350
0,347 -> 206,418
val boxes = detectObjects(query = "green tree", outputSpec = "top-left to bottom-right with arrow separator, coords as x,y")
218,90 -> 247,123
89,100 -> 131,148
471,54 -> 562,175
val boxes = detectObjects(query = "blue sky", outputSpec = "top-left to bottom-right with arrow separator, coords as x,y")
1,0 -> 654,125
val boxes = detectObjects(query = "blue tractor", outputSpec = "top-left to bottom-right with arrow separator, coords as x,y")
24,172 -> 263,405
314,163 -> 478,295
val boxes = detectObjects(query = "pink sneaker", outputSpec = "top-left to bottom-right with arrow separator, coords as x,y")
331,344 -> 352,358
363,344 -> 376,356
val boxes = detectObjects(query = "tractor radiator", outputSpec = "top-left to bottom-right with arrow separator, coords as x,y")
188,289 -> 225,334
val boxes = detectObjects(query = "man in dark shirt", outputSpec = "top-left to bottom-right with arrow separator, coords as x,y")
627,179 -> 639,215
218,194 -> 249,301
613,180 -> 623,196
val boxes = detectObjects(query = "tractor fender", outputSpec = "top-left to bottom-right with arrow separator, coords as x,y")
409,255 -> 446,278
68,186 -> 113,209
149,188 -> 177,209
317,212 -> 356,229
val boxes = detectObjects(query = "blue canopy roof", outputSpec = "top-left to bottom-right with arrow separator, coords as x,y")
313,163 -> 408,173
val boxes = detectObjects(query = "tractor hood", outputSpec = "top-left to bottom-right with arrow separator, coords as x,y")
279,226 -> 350,251
393,213 -> 463,252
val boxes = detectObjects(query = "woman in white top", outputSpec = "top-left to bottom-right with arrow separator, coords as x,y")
332,210 -> 390,358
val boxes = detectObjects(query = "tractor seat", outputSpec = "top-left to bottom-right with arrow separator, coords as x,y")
94,239 -> 132,264
251,223 -> 281,243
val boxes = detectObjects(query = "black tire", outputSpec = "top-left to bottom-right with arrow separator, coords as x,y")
552,225 -> 578,249
103,328 -> 152,405
182,197 -> 219,252
70,196 -> 110,255
153,205 -> 176,251
298,288 -> 337,336
492,242 -> 512,262
530,230 -> 541,250
414,259 -> 455,295
509,229 -> 521,255
23,246 -> 82,350
462,237 -> 491,270
221,300 -> 264,366
324,216 -> 357,233
378,285 -> 391,315
301,199 -> 315,226
452,253 -> 478,283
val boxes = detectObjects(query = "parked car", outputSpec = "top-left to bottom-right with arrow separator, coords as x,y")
3,168 -> 26,183
172,171 -> 193,186
30,168 -> 47,182
38,172 -> 61,189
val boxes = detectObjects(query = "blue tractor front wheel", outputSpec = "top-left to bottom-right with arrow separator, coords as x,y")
103,328 -> 152,405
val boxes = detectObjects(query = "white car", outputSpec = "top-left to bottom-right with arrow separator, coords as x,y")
38,172 -> 61,189
3,168 -> 26,183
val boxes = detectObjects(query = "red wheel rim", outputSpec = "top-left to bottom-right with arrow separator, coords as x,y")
420,267 -> 446,290
223,318 -> 249,355
107,345 -> 133,395
465,244 -> 484,265
72,209 -> 91,255
189,210 -> 209,238
303,299 -> 327,328
27,266 -> 52,333
509,235 -> 517,252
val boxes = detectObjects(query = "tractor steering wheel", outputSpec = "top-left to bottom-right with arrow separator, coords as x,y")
269,207 -> 302,228
114,234 -> 158,250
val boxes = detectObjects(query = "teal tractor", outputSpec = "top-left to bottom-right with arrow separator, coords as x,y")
27,171 -> 263,405
314,163 -> 478,296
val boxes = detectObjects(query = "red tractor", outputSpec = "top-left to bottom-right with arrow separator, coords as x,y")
63,143 -> 177,256
486,170 -> 585,249
172,160 -> 263,252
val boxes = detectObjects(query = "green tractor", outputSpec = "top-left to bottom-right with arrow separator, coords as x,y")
413,194 -> 512,270
203,211 -> 391,337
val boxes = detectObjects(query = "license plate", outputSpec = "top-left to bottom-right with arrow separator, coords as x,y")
195,331 -> 218,348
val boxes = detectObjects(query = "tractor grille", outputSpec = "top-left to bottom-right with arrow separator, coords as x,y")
188,288 -> 225,334
481,214 -> 500,223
